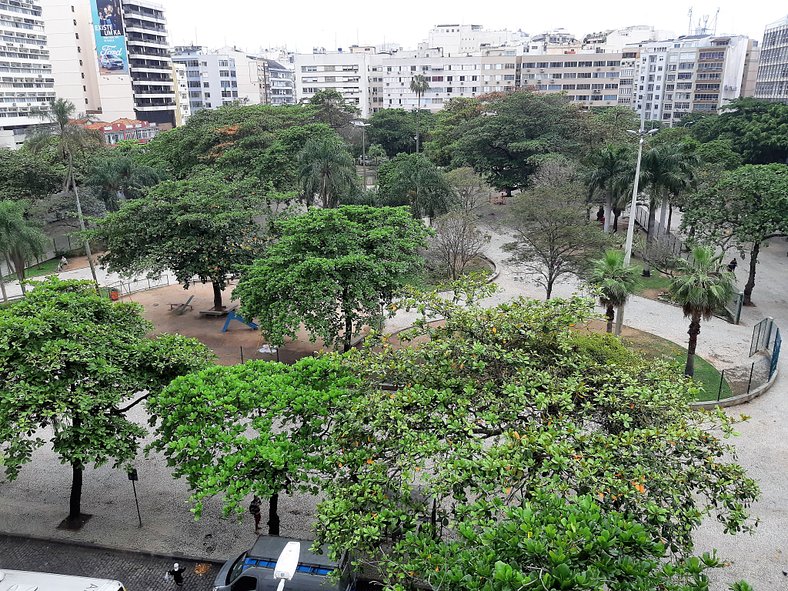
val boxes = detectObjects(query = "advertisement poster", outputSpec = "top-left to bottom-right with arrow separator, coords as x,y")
91,0 -> 129,75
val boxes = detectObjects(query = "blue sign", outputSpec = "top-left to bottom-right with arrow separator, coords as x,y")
91,0 -> 129,76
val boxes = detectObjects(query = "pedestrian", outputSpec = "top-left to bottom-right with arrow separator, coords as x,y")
249,496 -> 262,534
166,562 -> 186,587
727,258 -> 738,273
60,255 -> 68,269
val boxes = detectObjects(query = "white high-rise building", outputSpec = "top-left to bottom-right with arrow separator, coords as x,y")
755,15 -> 788,103
425,24 -> 527,57
0,0 -> 56,148
294,50 -> 372,116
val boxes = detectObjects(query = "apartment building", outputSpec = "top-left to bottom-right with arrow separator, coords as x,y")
425,24 -> 527,57
294,50 -> 371,116
633,34 -> 752,125
171,60 -> 189,124
520,53 -> 627,107
122,0 -> 175,126
0,0 -> 56,148
259,59 -> 294,105
755,15 -> 788,103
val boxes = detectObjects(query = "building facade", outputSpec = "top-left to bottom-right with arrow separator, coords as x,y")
259,59 -> 294,105
122,0 -> 175,126
171,60 -> 189,124
0,0 -> 56,148
294,50 -> 370,116
755,15 -> 788,103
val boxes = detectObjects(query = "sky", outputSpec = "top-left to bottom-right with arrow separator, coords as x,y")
160,0 -> 781,53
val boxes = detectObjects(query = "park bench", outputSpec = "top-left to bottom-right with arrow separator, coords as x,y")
169,295 -> 194,315
199,304 -> 238,318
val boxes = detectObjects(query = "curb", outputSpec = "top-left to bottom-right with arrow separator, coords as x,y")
0,531 -> 225,566
690,366 -> 779,410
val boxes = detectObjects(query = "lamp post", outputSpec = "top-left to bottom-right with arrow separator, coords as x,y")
352,119 -> 370,189
623,127 -> 658,266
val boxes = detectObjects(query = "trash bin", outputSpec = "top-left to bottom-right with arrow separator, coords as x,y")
109,288 -> 120,301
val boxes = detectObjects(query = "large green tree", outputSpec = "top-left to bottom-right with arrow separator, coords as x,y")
234,206 -> 431,352
377,153 -> 453,220
0,149 -> 64,200
147,356 -> 359,535
681,163 -> 788,305
86,154 -> 160,212
410,74 -> 431,153
0,200 -> 48,296
452,91 -> 582,194
309,89 -> 359,130
367,109 -> 421,157
670,246 -> 736,377
297,136 -> 358,208
91,171 -> 266,310
314,289 -> 758,587
0,279 -> 212,524
689,98 -> 788,165
586,144 -> 634,233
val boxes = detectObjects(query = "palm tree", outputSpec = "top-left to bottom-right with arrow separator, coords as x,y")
29,98 -> 102,288
589,249 -> 639,335
670,246 -> 735,377
87,156 -> 160,212
297,136 -> 358,209
587,145 -> 633,233
410,74 -> 430,153
0,200 -> 48,296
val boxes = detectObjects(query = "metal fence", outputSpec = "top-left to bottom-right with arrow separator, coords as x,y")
750,317 -> 776,357
106,275 -> 172,297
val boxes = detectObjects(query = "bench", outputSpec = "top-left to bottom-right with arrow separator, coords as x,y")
199,305 -> 237,318
169,295 -> 195,315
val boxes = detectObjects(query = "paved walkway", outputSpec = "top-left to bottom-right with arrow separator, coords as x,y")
0,534 -> 220,590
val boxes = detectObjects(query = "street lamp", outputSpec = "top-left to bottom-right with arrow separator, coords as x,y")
622,126 -> 658,267
352,119 -> 370,189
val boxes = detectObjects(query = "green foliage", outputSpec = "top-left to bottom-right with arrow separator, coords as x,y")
0,278 -> 212,516
367,109 -> 421,157
377,153 -> 453,219
147,356 -> 359,519
423,97 -> 481,167
90,170 -> 266,309
452,91 -> 582,192
0,200 -> 48,287
234,206 -> 431,351
297,135 -> 358,208
86,153 -> 160,211
689,98 -> 788,165
586,144 -> 635,232
309,89 -> 359,129
589,249 -> 639,334
0,149 -> 65,199
315,292 -> 758,586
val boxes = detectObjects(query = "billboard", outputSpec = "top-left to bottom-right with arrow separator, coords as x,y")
91,0 -> 129,76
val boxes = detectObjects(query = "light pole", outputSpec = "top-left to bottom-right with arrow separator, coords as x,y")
352,119 -> 370,189
623,127 -> 657,266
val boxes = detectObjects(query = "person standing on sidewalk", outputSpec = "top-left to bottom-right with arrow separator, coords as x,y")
249,496 -> 262,534
166,563 -> 186,587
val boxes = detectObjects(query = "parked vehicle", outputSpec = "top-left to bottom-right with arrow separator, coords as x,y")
0,569 -> 125,591
212,536 -> 354,591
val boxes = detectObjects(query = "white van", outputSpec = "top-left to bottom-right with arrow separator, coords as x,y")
0,569 -> 125,591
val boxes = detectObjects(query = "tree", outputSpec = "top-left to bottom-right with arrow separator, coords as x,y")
689,98 -> 788,165
86,154 -> 160,211
507,183 -> 609,299
670,246 -> 735,377
0,279 -> 212,525
309,89 -> 359,130
366,143 -> 387,164
147,356 -> 358,535
314,289 -> 758,587
0,148 -> 64,200
429,211 -> 490,280
423,97 -> 482,167
586,144 -> 634,233
367,109 -> 418,157
589,249 -> 639,335
681,164 -> 788,306
377,153 -> 453,220
234,206 -> 431,352
410,74 -> 430,153
0,200 -> 48,296
297,136 -> 358,208
91,171 -> 265,310
453,91 -> 582,194
445,167 -> 489,214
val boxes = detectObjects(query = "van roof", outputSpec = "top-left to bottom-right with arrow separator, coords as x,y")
0,569 -> 123,591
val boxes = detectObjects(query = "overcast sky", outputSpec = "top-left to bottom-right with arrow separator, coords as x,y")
160,0 -> 781,53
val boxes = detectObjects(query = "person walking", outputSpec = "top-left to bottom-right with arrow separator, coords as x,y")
249,496 -> 262,534
166,563 -> 186,587
727,258 -> 738,273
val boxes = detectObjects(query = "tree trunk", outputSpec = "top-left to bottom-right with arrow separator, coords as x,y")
658,198 -> 669,235
667,204 -> 673,235
743,242 -> 759,306
545,278 -> 554,300
643,194 -> 658,277
603,194 -> 612,233
614,304 -> 624,336
684,314 -> 701,377
613,208 -> 621,232
342,285 -> 354,352
211,281 -> 224,310
605,304 -> 614,333
267,493 -> 280,536
69,461 -> 83,520
0,275 -> 7,303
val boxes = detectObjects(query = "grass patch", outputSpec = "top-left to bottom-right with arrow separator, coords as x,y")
635,272 -> 673,295
617,327 -> 732,401
2,258 -> 60,281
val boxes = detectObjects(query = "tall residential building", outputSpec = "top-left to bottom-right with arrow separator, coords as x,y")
755,15 -> 788,103
294,50 -> 371,116
424,24 -> 527,57
172,60 -> 190,124
633,34 -> 753,125
259,59 -> 295,105
122,0 -> 175,126
0,0 -> 56,148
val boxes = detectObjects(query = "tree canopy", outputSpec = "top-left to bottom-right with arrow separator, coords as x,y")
367,109 -> 422,157
234,206 -> 431,352
377,153 -> 453,220
0,279 -> 212,522
91,170 -> 266,309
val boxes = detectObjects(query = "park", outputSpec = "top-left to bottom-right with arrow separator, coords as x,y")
0,92 -> 786,590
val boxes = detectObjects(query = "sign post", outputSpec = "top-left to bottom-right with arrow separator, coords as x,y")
128,469 -> 142,528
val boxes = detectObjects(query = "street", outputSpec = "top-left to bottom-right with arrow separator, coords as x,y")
0,534 -> 221,591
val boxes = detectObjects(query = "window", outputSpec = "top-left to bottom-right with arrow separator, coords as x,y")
203,82 -> 209,87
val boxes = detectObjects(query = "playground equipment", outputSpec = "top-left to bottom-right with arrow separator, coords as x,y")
222,309 -> 259,333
